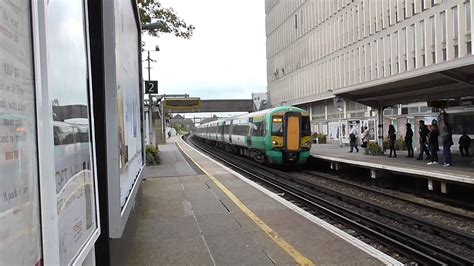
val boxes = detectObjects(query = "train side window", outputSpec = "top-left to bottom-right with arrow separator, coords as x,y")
252,121 -> 265,137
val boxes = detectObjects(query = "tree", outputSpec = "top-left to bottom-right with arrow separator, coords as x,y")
138,0 -> 195,39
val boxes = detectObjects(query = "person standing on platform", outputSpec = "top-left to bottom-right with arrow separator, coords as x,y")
388,125 -> 397,158
416,120 -> 431,160
361,126 -> 369,148
427,120 -> 440,165
348,125 -> 359,153
459,130 -> 471,157
442,122 -> 453,166
405,123 -> 414,158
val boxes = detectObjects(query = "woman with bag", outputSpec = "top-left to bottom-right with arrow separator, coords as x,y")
427,120 -> 440,165
405,123 -> 414,158
388,125 -> 397,158
442,122 -> 453,166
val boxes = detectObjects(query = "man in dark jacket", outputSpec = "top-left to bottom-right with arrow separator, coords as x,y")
405,123 -> 414,158
427,120 -> 440,165
459,130 -> 471,157
416,120 -> 431,160
442,123 -> 453,166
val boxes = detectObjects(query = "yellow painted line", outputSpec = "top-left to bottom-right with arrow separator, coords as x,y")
176,140 -> 315,266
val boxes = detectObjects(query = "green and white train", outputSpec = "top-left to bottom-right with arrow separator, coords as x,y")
193,106 -> 312,166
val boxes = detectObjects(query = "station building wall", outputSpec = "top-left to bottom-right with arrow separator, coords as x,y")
265,0 -> 474,146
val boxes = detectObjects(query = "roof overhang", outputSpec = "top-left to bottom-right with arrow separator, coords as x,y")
334,56 -> 474,108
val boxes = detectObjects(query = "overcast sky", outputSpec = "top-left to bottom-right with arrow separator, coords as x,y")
142,0 -> 267,100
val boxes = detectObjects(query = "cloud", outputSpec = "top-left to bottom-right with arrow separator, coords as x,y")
142,0 -> 267,100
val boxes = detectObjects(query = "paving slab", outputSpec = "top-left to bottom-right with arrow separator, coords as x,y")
144,143 -> 197,178
204,231 -> 284,266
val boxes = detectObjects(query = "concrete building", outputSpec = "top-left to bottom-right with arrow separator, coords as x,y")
265,0 -> 474,146
252,92 -> 269,110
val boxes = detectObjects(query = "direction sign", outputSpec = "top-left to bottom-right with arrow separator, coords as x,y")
145,80 -> 158,94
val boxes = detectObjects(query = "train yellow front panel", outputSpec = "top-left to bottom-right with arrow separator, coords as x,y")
286,117 -> 300,151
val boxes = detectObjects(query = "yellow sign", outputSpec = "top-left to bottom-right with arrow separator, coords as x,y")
164,98 -> 201,110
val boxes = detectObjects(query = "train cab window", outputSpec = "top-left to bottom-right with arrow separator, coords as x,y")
301,116 -> 311,136
271,116 -> 283,136
252,121 -> 265,137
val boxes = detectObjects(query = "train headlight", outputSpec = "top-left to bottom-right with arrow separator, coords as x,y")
303,141 -> 310,146
272,140 -> 277,145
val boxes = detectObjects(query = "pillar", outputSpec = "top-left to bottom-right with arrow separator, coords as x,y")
377,106 -> 385,153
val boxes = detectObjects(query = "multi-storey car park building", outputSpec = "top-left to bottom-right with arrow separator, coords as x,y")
265,0 -> 474,148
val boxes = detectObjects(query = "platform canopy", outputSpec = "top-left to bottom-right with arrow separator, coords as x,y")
334,57 -> 474,108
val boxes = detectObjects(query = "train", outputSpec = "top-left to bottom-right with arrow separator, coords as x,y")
193,106 -> 312,165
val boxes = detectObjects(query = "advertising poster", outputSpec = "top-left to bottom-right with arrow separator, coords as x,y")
0,1 -> 42,265
115,0 -> 143,207
47,0 -> 97,263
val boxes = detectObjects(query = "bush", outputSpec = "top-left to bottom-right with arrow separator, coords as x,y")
383,140 -> 389,150
364,142 -> 384,156
395,138 -> 406,150
311,132 -> 327,144
146,145 -> 161,165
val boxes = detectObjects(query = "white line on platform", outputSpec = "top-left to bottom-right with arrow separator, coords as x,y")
312,154 -> 473,184
180,138 -> 402,266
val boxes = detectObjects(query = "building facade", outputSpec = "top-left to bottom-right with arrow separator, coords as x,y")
265,0 -> 474,145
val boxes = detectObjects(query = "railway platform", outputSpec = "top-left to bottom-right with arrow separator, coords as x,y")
310,144 -> 474,193
127,136 -> 400,265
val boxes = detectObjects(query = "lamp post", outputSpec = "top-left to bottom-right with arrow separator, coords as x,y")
143,45 -> 160,146
142,21 -> 165,146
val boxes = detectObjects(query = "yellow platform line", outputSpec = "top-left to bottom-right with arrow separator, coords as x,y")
176,140 -> 315,266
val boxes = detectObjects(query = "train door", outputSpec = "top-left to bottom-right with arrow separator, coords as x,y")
284,112 -> 301,152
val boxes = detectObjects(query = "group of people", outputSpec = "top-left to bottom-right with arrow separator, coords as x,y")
348,120 -> 472,167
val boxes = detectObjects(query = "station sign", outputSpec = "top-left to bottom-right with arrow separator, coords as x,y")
145,80 -> 158,94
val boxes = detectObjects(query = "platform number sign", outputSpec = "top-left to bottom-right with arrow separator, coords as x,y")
145,80 -> 158,94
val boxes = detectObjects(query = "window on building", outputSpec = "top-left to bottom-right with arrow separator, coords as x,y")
421,20 -> 425,50
453,6 -> 458,40
441,11 -> 447,43
467,1 -> 472,33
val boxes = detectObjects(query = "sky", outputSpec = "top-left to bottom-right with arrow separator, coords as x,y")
142,0 -> 267,101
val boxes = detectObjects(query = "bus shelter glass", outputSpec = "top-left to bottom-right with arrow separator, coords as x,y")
0,1 -> 42,264
47,0 -> 97,263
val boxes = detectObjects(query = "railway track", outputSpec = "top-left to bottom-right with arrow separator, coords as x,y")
187,136 -> 474,265
301,169 -> 474,228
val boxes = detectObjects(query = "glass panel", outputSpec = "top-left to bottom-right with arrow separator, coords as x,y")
0,1 -> 42,265
116,0 -> 143,207
47,0 -> 97,264
301,116 -> 311,136
272,116 -> 283,135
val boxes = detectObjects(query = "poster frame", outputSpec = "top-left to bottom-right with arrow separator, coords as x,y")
102,0 -> 145,239
32,0 -> 101,264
